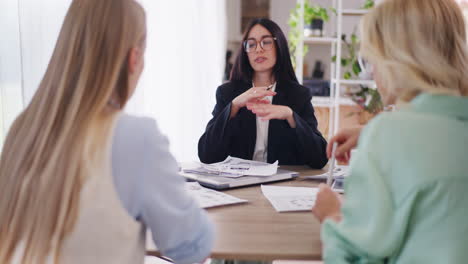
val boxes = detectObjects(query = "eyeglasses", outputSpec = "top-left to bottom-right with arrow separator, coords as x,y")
243,36 -> 277,53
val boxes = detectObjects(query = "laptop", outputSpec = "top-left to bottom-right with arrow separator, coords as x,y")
180,162 -> 299,190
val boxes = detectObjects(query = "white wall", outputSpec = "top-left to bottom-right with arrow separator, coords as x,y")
270,0 -> 297,36
226,0 -> 242,62
227,0 -> 242,41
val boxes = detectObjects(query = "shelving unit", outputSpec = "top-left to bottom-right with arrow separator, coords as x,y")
303,37 -> 337,45
334,79 -> 376,87
342,9 -> 369,16
294,0 -> 373,139
312,96 -> 355,107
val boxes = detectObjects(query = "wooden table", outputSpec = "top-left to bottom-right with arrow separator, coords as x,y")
207,166 -> 324,261
148,166 -> 325,261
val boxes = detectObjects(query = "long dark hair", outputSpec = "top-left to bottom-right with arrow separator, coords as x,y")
230,18 -> 298,84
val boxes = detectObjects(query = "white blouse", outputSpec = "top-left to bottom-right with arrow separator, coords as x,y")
252,82 -> 277,162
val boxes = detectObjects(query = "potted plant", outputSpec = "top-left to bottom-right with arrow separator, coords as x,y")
349,87 -> 383,124
288,2 -> 331,68
332,33 -> 361,80
304,4 -> 329,37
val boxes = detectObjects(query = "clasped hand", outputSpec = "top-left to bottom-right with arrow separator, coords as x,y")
232,86 -> 295,127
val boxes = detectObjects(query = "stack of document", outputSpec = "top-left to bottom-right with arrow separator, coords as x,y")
261,185 -> 319,212
180,157 -> 298,190
186,182 -> 247,208
199,156 -> 279,176
182,167 -> 245,178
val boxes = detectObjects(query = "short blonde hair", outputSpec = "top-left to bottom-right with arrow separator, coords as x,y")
361,0 -> 468,101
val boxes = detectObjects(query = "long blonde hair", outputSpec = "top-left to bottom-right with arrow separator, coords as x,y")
361,0 -> 468,101
0,0 -> 146,263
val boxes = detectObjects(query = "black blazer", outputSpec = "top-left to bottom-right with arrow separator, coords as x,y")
198,80 -> 328,169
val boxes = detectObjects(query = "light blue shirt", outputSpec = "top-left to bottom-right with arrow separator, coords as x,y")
321,94 -> 468,263
111,114 -> 214,264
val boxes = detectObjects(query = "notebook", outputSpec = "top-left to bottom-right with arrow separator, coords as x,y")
180,162 -> 299,190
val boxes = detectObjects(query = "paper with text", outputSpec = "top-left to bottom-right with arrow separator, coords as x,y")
261,185 -> 319,212
201,156 -> 279,176
186,182 -> 247,208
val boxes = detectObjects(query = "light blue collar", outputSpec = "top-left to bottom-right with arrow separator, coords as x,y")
410,93 -> 468,120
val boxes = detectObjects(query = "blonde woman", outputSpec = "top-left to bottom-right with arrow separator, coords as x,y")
312,0 -> 468,262
0,0 -> 213,263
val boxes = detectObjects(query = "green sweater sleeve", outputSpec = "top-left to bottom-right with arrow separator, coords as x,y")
320,117 -> 414,263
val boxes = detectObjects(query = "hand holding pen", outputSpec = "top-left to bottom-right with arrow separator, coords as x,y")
312,142 -> 343,223
242,84 -> 296,127
326,126 -> 363,164
326,142 -> 338,186
232,85 -> 276,109
230,85 -> 276,119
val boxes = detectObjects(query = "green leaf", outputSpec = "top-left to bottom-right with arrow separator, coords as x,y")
322,11 -> 329,21
363,0 -> 374,9
352,61 -> 361,75
344,72 -> 352,79
341,59 -> 349,67
331,55 -> 337,62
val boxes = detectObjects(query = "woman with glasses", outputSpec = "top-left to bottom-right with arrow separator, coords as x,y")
312,0 -> 468,262
198,18 -> 328,168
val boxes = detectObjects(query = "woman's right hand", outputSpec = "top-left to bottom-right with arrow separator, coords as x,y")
230,87 -> 276,118
327,126 -> 363,163
312,184 -> 342,224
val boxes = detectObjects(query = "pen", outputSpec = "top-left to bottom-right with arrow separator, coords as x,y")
326,142 -> 338,186
252,82 -> 274,91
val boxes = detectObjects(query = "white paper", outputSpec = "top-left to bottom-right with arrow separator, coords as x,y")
200,156 -> 279,176
303,165 -> 350,180
185,182 -> 247,208
261,185 -> 319,212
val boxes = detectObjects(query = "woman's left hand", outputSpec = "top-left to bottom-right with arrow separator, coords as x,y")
246,102 -> 296,128
312,184 -> 343,223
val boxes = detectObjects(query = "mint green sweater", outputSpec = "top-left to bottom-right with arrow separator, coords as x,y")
322,94 -> 468,263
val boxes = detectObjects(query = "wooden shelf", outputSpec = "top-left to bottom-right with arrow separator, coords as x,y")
342,9 -> 369,16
